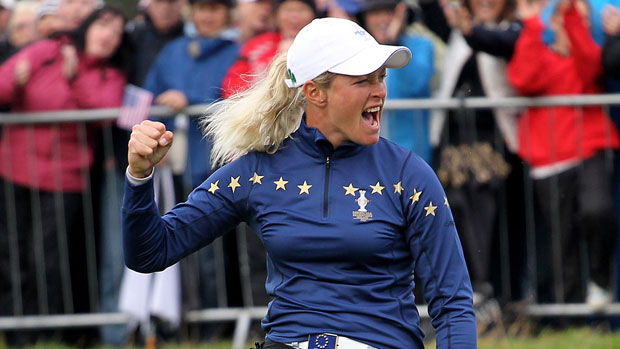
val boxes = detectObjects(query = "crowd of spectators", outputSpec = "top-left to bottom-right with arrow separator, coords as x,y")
0,0 -> 620,346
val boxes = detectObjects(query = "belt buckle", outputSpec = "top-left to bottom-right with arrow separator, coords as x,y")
307,333 -> 338,349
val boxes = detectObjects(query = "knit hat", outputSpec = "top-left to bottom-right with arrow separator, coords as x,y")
285,17 -> 410,88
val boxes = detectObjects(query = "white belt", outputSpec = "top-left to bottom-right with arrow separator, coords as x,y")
292,333 -> 375,349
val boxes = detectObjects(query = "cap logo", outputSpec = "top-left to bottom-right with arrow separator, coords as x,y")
287,68 -> 297,85
354,29 -> 366,37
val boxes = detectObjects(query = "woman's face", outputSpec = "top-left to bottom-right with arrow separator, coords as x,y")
469,0 -> 506,22
85,13 -> 124,59
276,0 -> 315,39
364,8 -> 395,44
320,68 -> 387,147
192,2 -> 230,37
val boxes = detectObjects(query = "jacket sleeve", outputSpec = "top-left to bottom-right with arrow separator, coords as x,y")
142,49 -> 166,98
72,66 -> 126,109
507,17 -> 554,95
402,154 -> 476,349
122,158 -> 251,272
464,21 -> 522,59
563,4 -> 602,84
603,34 -> 620,80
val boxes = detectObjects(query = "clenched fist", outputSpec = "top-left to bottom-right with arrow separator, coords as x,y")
128,120 -> 174,178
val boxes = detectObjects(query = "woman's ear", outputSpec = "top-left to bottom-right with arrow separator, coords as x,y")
303,81 -> 328,107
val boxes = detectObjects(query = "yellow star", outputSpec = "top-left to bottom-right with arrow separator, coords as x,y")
369,181 -> 385,195
249,172 -> 263,185
297,181 -> 312,195
228,176 -> 241,193
409,189 -> 422,204
274,177 -> 288,190
393,181 -> 404,195
444,196 -> 450,207
343,183 -> 359,196
208,180 -> 220,194
424,201 -> 437,216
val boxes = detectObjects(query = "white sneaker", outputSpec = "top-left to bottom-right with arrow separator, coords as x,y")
586,282 -> 612,312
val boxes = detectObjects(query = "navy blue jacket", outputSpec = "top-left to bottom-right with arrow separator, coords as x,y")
122,118 -> 476,348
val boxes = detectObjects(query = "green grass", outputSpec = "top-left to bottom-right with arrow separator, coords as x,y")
427,327 -> 620,349
5,328 -> 620,349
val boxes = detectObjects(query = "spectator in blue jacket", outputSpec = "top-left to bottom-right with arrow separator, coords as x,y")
144,0 -> 239,188
141,0 -> 239,320
123,17 -> 476,349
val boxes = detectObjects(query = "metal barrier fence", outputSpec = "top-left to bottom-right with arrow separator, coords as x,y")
1,94 -> 620,349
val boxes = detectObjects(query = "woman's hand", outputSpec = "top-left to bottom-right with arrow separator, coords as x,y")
516,0 -> 546,20
603,4 -> 620,36
128,120 -> 174,178
156,89 -> 189,111
14,60 -> 30,87
61,44 -> 78,80
441,0 -> 473,35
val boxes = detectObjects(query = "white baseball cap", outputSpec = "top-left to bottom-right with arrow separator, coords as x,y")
284,17 -> 411,88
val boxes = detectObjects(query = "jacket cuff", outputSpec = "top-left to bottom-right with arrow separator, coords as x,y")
126,166 -> 154,186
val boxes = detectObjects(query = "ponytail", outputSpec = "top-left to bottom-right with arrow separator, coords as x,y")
202,52 -> 306,167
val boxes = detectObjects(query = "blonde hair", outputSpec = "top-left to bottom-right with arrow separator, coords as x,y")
202,51 -> 335,168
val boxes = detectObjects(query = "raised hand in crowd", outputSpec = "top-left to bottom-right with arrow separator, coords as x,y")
61,44 -> 78,80
603,4 -> 620,35
128,120 -> 174,178
155,89 -> 189,111
14,59 -> 29,87
441,0 -> 473,35
515,0 -> 546,20
385,2 -> 408,43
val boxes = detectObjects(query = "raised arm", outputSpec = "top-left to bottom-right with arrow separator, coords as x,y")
564,2 -> 603,84
122,120 -> 248,272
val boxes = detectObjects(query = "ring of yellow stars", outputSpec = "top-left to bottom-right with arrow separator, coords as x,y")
274,177 -> 288,190
424,201 -> 437,216
208,180 -> 220,194
228,176 -> 241,193
297,180 -> 312,195
369,181 -> 385,195
444,196 -> 450,207
409,189 -> 422,204
343,183 -> 359,196
249,172 -> 263,185
393,181 -> 404,195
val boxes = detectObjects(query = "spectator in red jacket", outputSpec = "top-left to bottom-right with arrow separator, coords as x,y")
508,0 -> 619,310
0,6 -> 129,346
222,0 -> 315,97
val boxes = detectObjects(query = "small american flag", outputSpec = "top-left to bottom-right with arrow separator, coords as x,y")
117,84 -> 153,130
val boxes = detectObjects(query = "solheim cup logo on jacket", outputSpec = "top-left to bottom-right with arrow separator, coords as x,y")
353,190 -> 373,222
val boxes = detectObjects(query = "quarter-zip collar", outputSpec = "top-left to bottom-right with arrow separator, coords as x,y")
293,115 -> 366,159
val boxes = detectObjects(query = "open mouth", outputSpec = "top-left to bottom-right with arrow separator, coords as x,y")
362,106 -> 381,128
